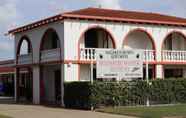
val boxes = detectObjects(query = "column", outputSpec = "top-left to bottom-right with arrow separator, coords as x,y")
155,64 -> 164,79
14,68 -> 19,102
61,64 -> 64,107
183,69 -> 186,78
32,66 -> 40,104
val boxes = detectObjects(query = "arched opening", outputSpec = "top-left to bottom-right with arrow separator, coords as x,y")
123,29 -> 156,80
79,27 -> 115,49
123,29 -> 155,50
16,36 -> 32,64
16,36 -> 33,102
162,32 -> 186,51
40,29 -> 60,51
39,29 -> 62,105
79,27 -> 116,81
19,40 -> 31,55
162,32 -> 186,78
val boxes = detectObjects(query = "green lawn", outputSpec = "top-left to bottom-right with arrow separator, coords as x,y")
97,104 -> 186,118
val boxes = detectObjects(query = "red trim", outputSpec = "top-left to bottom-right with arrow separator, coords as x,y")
9,8 -> 186,35
77,25 -> 117,81
9,15 -> 63,34
123,28 -> 156,50
0,67 -> 14,73
161,31 -> 186,60
123,28 -> 156,59
14,59 -> 186,68
63,14 -> 186,27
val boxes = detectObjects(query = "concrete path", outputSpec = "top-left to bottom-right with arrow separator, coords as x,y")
0,104 -> 134,118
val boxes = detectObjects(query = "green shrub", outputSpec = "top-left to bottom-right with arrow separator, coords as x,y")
64,82 -> 91,109
64,79 -> 186,109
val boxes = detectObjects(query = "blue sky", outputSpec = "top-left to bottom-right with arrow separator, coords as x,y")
1,0 -> 186,60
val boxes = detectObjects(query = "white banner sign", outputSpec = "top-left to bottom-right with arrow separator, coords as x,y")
96,49 -> 143,79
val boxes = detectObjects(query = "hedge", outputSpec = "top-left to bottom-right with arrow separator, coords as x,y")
64,79 -> 186,109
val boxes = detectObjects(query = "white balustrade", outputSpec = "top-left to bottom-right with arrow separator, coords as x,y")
17,53 -> 32,64
143,50 -> 155,62
162,50 -> 186,61
41,48 -> 61,62
80,48 -> 155,62
80,48 -> 96,61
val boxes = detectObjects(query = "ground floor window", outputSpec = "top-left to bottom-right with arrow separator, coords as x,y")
0,74 -> 14,97
164,69 -> 183,78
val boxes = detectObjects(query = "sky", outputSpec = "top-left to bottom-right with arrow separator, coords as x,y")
1,0 -> 186,60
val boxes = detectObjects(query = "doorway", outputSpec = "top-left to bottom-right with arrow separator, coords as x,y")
54,70 -> 61,105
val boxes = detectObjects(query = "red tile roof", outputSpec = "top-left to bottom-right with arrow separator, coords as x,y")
0,60 -> 14,74
8,7 -> 186,34
0,59 -> 14,66
0,67 -> 14,74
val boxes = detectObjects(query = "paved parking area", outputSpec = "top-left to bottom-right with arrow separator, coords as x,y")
0,104 -> 134,118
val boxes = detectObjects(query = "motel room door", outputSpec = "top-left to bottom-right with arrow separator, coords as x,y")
54,70 -> 61,105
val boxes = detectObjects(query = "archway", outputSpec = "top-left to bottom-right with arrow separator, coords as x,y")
39,28 -> 62,105
162,31 -> 186,78
78,26 -> 116,81
123,29 -> 156,80
16,36 -> 33,102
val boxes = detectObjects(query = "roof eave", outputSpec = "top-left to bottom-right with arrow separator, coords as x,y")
62,14 -> 186,27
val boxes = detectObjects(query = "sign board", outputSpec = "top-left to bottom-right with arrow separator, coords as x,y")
96,49 -> 143,79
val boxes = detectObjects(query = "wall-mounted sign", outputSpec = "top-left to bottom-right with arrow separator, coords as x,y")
96,49 -> 143,79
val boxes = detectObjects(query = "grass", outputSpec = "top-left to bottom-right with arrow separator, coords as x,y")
0,115 -> 11,118
97,104 -> 186,118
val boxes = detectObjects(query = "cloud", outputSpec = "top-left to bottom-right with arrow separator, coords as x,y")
0,0 -> 19,60
92,0 -> 122,9
0,0 -> 19,29
0,41 -> 13,52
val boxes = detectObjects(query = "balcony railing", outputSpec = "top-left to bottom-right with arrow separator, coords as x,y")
143,50 -> 155,62
80,48 -> 155,62
162,50 -> 186,62
17,53 -> 32,64
40,48 -> 61,62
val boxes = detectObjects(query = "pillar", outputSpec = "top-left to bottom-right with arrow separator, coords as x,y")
183,69 -> 186,78
32,66 -> 40,104
14,68 -> 19,102
61,64 -> 64,107
155,64 -> 164,79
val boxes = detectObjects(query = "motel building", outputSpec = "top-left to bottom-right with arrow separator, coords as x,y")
3,7 -> 186,105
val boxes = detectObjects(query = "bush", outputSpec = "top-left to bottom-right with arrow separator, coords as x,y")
64,82 -> 91,109
64,79 -> 186,109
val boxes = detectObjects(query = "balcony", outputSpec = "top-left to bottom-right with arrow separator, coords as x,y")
17,53 -> 32,65
162,50 -> 186,62
40,48 -> 61,62
80,48 -> 155,62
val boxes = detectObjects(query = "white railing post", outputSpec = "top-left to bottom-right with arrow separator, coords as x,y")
162,50 -> 186,62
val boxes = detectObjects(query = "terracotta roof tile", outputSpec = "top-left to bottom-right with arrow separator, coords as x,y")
8,7 -> 186,34
63,8 -> 186,25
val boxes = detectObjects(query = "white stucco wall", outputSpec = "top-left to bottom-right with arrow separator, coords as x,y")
63,19 -> 186,80
80,64 -> 90,81
63,19 -> 186,61
14,22 -> 64,63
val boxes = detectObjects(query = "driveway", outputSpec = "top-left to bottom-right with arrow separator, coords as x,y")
0,104 -> 134,118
